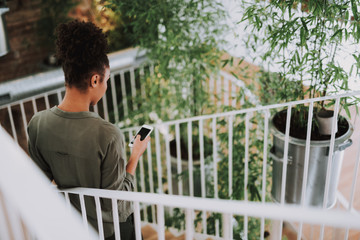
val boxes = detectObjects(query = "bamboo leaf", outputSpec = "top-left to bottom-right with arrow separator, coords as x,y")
351,0 -> 359,21
300,17 -> 308,32
344,104 -> 351,118
330,29 -> 343,41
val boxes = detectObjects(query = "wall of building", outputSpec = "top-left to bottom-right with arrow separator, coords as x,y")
0,0 -> 131,84
0,0 -> 52,83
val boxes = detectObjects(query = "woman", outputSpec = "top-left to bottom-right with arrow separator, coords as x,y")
27,20 -> 149,240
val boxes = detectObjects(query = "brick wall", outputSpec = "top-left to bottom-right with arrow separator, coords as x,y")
0,0 -> 53,83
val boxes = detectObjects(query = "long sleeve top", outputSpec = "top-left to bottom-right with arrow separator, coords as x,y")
27,106 -> 134,237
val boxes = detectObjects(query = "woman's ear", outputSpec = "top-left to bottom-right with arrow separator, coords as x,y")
90,74 -> 100,88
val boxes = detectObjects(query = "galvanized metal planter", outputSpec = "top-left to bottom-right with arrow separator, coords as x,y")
270,111 -> 353,208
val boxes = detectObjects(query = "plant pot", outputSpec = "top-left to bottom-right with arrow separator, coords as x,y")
169,138 -> 213,197
270,110 -> 353,208
170,154 -> 202,197
316,109 -> 338,135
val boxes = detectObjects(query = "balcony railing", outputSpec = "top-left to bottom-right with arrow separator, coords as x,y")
59,185 -> 360,240
118,91 -> 360,239
0,48 -> 249,152
2,122 -> 360,239
1,48 -> 360,239
0,127 -> 98,240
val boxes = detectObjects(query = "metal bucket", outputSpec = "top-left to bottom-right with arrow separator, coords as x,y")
270,112 -> 353,208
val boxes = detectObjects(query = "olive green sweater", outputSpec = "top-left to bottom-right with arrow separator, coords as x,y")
27,106 -> 134,237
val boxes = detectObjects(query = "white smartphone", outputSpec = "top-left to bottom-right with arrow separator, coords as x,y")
128,124 -> 153,147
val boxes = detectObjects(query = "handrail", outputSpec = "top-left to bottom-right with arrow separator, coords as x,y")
61,187 -> 360,230
0,127 -> 98,240
0,48 -> 146,106
120,90 -> 360,132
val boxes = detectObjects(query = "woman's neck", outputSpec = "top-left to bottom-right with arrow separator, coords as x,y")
58,87 -> 91,112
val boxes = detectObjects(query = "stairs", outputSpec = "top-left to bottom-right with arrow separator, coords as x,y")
142,225 -> 186,240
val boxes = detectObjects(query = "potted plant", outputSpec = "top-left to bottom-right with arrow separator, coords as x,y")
240,0 -> 360,208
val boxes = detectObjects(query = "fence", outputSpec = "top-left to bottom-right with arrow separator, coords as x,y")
0,127 -> 98,240
59,185 -> 360,240
1,48 -> 360,239
0,48 -> 247,152
118,91 -> 360,239
2,89 -> 360,239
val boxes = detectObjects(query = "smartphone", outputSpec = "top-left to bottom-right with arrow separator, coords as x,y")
128,124 -> 153,147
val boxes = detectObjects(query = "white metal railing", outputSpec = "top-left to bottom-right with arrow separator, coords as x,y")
118,91 -> 360,240
59,187 -> 360,240
1,48 -> 360,239
1,91 -> 360,239
0,127 -> 98,240
0,48 -> 245,152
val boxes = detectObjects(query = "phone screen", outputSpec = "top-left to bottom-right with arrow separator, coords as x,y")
129,126 -> 153,147
137,127 -> 151,140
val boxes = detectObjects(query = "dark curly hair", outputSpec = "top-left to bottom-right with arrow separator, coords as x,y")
55,20 -> 109,91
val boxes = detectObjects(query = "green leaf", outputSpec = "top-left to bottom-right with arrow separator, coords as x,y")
300,17 -> 308,33
344,104 -> 351,118
238,58 -> 245,66
351,0 -> 359,21
221,59 -> 229,68
330,29 -> 343,41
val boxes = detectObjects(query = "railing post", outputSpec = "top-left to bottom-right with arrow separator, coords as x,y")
112,198 -> 121,240
79,194 -> 89,233
155,128 -> 163,193
261,110 -> 270,240
95,196 -> 105,240
185,208 -> 194,240
187,121 -> 194,197
320,97 -> 341,240
278,105 -> 292,238
7,105 -> 17,143
134,201 -> 142,240
110,73 -> 119,123
165,125 -> 172,195
223,213 -> 232,240
147,140 -> 156,223
212,117 -> 218,199
228,115 -> 233,198
199,119 -> 206,234
175,123 -> 182,195
157,204 -> 165,240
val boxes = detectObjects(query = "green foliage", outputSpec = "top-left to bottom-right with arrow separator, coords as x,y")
216,112 -> 271,202
106,16 -> 134,52
107,0 -> 228,122
108,0 -> 274,237
36,0 -> 79,51
165,208 -> 186,230
37,0 -> 135,55
92,0 -> 135,52
240,0 -> 360,119
256,69 -> 304,105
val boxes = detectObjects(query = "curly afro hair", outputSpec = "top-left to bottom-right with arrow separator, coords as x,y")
55,20 -> 109,91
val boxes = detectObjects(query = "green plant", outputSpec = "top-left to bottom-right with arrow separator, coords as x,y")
240,0 -> 360,131
91,0 -> 135,52
106,0 -> 228,123
36,0 -> 78,53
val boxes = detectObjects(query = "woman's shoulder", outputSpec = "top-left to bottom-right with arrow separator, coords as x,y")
96,119 -> 124,139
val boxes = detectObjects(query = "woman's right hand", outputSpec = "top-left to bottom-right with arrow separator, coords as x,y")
131,135 -> 151,160
126,135 -> 151,175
